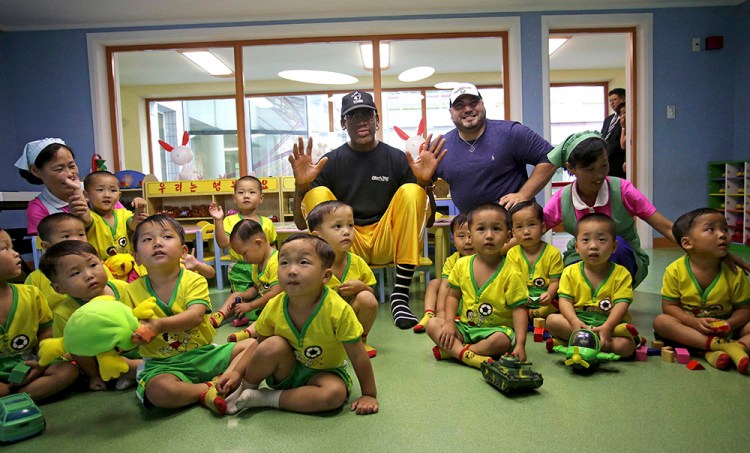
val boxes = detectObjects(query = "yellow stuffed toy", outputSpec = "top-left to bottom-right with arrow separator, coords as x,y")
38,296 -> 158,381
105,253 -> 137,282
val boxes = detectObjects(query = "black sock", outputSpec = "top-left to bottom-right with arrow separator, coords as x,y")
390,264 -> 418,329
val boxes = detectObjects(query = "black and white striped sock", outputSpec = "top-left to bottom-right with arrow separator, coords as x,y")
390,264 -> 418,329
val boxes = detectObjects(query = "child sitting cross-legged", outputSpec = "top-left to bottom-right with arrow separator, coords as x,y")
0,229 -> 79,401
123,214 -> 254,410
545,213 -> 638,358
653,208 -> 750,373
414,213 -> 474,333
206,234 -> 378,415
220,219 -> 282,342
426,203 -> 529,368
506,201 -> 564,320
39,240 -> 137,391
307,201 -> 379,358
209,175 -> 277,327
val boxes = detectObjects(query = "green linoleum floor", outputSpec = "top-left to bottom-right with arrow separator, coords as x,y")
6,247 -> 750,452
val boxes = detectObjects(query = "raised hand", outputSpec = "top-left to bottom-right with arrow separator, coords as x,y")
208,202 -> 224,220
405,133 -> 447,186
288,137 -> 328,190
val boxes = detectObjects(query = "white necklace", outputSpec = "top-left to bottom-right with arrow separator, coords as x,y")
459,130 -> 484,153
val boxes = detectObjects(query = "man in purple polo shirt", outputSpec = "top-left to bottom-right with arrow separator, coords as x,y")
434,83 -> 556,213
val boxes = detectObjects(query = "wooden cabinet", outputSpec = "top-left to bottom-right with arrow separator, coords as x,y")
708,160 -> 749,250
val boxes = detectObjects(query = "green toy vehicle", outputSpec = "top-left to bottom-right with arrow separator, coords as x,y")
552,329 -> 620,370
481,354 -> 543,393
0,393 -> 45,443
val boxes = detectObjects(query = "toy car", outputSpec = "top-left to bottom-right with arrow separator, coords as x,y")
0,393 -> 45,443
481,355 -> 543,393
552,329 -> 620,370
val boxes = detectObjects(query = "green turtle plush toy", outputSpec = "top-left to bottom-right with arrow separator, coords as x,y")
38,296 -> 157,381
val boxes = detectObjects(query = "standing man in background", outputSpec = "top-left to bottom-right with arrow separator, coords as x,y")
601,88 -> 626,178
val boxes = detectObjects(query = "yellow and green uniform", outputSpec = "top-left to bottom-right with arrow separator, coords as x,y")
558,261 -> 633,327
326,252 -> 377,292
87,209 -> 135,259
52,279 -> 129,338
239,250 -> 279,322
448,255 -> 528,332
123,269 -> 234,405
662,255 -> 750,319
1,284 -> 53,382
25,269 -> 66,313
441,252 -> 462,279
224,214 -> 277,291
505,242 -> 564,307
255,288 -> 363,390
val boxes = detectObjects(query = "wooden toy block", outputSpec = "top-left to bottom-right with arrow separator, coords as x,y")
8,362 -> 31,384
675,348 -> 690,364
651,340 -> 665,349
686,360 -> 705,370
533,327 -> 545,343
661,346 -> 675,363
635,346 -> 648,362
533,318 -> 546,329
647,347 -> 661,356
709,320 -> 730,333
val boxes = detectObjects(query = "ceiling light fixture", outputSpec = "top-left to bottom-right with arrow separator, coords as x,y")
434,82 -> 462,90
278,70 -> 358,85
359,42 -> 390,70
398,66 -> 435,82
179,50 -> 233,76
549,38 -> 570,55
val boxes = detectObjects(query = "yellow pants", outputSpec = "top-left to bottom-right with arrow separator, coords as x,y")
301,184 -> 429,266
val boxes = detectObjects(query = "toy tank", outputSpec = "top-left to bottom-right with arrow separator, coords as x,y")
481,355 -> 543,393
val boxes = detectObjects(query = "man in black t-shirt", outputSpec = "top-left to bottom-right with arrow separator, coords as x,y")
290,90 -> 447,329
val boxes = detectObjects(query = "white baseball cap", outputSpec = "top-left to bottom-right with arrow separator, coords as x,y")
449,83 -> 481,106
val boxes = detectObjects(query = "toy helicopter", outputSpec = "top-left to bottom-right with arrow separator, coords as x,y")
552,329 -> 620,370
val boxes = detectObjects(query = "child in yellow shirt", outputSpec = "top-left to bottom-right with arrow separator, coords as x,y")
0,228 -> 79,402
426,203 -> 529,368
653,208 -> 750,373
25,213 -> 90,312
83,170 -> 147,261
209,176 -> 277,325
546,213 -> 638,358
209,234 -> 377,416
507,201 -> 564,319
307,201 -> 379,357
123,214 -> 253,409
39,240 -> 135,390
414,213 -> 473,333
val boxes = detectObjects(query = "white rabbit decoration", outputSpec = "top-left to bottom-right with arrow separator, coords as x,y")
394,118 -> 426,157
158,131 -> 197,180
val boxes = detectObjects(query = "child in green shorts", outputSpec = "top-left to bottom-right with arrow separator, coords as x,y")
546,213 -> 638,358
426,203 -> 529,368
209,175 -> 277,326
39,240 -> 135,391
124,214 -> 253,409
206,234 -> 378,416
0,228 -> 79,402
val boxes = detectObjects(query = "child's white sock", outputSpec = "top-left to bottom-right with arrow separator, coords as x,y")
225,380 -> 256,414
228,388 -> 282,414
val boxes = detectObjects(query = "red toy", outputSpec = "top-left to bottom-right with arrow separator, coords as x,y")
533,327 -> 545,342
686,360 -> 705,370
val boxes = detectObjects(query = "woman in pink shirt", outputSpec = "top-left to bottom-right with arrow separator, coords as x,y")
543,131 -> 674,288
15,138 -> 90,235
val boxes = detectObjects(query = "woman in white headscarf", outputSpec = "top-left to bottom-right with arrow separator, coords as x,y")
15,138 -> 90,235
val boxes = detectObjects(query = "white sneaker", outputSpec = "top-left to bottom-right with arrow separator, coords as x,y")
115,377 -> 136,390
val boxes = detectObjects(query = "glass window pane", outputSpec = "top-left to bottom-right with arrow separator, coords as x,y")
243,42 -> 372,176
117,46 -> 237,179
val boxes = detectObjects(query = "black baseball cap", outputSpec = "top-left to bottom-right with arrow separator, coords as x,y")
341,91 -> 377,117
